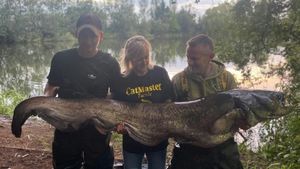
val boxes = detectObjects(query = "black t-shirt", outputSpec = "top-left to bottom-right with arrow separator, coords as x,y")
114,65 -> 173,153
47,48 -> 120,151
47,48 -> 120,99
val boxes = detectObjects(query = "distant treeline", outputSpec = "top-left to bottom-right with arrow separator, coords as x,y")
0,0 -> 206,43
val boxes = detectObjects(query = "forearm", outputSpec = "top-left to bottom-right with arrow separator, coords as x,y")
44,82 -> 59,97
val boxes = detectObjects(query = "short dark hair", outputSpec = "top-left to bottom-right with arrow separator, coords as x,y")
187,34 -> 214,51
76,13 -> 102,30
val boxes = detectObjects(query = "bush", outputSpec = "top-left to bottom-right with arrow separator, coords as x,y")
0,90 -> 26,117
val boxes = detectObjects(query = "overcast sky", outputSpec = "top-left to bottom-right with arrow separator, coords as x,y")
174,0 -> 225,16
96,0 -> 227,16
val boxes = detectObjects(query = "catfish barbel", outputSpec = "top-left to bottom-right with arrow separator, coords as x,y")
11,90 -> 286,148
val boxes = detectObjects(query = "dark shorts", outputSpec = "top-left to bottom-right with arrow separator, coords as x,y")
52,125 -> 114,169
168,138 -> 243,169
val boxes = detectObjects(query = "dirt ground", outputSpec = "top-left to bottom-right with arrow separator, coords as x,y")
0,116 -> 125,169
0,116 -> 53,169
0,116 -> 175,169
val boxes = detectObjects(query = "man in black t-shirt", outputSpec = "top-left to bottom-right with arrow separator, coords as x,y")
44,13 -> 120,169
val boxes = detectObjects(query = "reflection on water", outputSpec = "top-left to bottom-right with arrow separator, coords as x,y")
228,54 -> 286,91
0,40 -> 284,95
0,38 -> 189,96
0,39 -> 285,152
0,41 -> 76,95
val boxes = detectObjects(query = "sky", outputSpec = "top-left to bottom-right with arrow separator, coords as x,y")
172,1 -> 225,8
93,0 -> 226,16
173,0 -> 225,16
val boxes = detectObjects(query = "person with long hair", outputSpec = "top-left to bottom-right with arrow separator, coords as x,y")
114,35 -> 173,169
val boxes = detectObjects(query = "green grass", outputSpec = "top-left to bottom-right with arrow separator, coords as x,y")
0,89 -> 26,117
239,143 -> 269,169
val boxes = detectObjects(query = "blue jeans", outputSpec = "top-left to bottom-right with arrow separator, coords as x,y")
123,149 -> 166,169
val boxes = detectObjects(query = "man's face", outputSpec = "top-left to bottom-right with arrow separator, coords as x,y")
186,44 -> 214,68
77,28 -> 103,53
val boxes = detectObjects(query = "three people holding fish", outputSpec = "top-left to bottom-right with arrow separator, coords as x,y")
45,14 -> 243,169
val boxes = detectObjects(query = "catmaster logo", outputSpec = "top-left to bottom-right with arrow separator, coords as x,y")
126,83 -> 162,95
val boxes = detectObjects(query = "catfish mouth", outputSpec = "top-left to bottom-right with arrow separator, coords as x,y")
258,91 -> 285,107
267,92 -> 286,117
275,93 -> 285,107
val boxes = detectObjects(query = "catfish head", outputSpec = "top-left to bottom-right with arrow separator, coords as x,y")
211,90 -> 286,134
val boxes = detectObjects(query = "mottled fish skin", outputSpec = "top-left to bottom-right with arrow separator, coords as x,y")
11,90 -> 287,148
225,90 -> 286,129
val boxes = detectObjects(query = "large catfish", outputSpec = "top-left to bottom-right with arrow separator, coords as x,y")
11,90 -> 286,148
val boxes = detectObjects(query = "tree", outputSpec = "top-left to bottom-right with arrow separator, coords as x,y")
202,1 -> 300,167
108,0 -> 138,38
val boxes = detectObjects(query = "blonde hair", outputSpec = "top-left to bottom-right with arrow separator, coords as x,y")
120,35 -> 153,75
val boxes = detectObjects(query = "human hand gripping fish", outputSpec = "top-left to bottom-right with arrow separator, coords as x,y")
11,90 -> 287,148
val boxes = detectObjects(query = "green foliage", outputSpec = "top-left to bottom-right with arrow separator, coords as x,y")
108,1 -> 138,38
0,0 -> 202,43
0,90 -> 26,117
259,114 -> 300,169
176,9 -> 198,35
202,2 -> 248,66
206,0 -> 300,168
202,0 -> 280,67
238,143 -> 269,169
